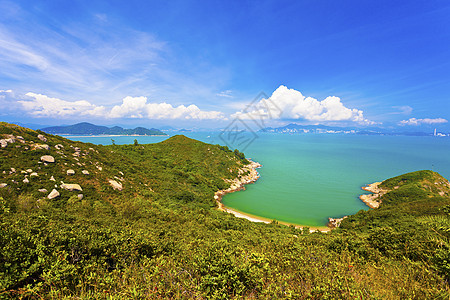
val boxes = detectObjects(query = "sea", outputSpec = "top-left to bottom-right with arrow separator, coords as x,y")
67,132 -> 450,227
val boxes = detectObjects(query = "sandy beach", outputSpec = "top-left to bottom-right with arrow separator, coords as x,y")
215,159 -> 330,233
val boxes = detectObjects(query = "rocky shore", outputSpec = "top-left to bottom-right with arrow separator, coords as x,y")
214,159 -> 262,211
359,181 -> 387,208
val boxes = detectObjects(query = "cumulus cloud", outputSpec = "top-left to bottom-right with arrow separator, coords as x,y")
110,96 -> 225,120
399,118 -> 448,126
15,91 -> 224,120
19,93 -> 107,117
232,85 -> 374,125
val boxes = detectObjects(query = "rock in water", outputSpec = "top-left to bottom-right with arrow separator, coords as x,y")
48,189 -> 60,199
41,155 -> 55,163
109,179 -> 123,191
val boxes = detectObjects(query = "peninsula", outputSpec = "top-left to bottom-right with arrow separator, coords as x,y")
41,122 -> 167,136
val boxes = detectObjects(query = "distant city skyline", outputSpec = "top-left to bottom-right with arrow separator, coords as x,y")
1,1 -> 449,130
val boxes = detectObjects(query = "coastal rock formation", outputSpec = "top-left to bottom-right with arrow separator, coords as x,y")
48,189 -> 60,199
41,155 -> 55,163
327,216 -> 348,228
360,182 -> 387,208
109,179 -> 123,191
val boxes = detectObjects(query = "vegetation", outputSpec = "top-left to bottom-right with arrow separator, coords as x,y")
41,122 -> 167,136
0,122 -> 449,299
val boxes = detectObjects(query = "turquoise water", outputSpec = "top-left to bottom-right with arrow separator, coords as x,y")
67,133 -> 450,227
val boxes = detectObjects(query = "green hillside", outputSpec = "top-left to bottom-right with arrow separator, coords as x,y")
1,122 -> 449,299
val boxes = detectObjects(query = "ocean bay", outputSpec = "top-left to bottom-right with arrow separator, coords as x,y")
68,133 -> 450,227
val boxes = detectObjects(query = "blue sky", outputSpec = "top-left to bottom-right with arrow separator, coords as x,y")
0,0 -> 449,130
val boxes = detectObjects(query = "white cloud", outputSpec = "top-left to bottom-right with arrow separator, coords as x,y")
232,85 -> 374,125
19,93 -> 107,117
391,105 -> 413,115
399,117 -> 448,126
16,92 -> 224,120
110,96 -> 225,120
216,90 -> 233,98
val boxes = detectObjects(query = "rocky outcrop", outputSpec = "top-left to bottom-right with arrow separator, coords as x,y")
360,182 -> 387,208
61,183 -> 82,191
109,179 -> 123,191
48,189 -> 60,199
327,216 -> 348,228
37,134 -> 47,142
41,155 -> 55,163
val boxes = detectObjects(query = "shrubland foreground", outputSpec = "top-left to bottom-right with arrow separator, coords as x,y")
1,122 -> 450,299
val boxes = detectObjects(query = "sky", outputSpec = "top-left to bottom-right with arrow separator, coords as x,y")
0,0 -> 449,131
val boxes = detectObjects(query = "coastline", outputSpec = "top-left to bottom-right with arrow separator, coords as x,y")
359,181 -> 385,208
62,134 -> 168,138
215,159 -> 330,233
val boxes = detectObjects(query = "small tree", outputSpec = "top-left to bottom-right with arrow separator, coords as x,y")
134,139 -> 139,146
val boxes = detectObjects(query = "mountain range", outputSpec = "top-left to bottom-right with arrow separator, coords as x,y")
41,122 -> 167,136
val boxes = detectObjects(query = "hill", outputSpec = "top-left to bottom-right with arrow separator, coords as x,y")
1,122 -> 450,299
41,122 -> 167,136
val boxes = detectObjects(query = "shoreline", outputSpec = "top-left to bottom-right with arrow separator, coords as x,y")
215,159 -> 330,233
359,181 -> 385,208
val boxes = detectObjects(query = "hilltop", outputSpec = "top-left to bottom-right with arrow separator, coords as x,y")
1,122 -> 450,299
41,122 -> 167,136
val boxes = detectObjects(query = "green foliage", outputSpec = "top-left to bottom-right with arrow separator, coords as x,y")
1,123 -> 450,298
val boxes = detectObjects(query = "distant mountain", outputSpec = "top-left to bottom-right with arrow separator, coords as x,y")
178,128 -> 192,132
259,123 -> 440,136
41,122 -> 167,136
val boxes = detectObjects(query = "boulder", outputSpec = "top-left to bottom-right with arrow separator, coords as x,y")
67,169 -> 75,175
41,155 -> 55,163
77,194 -> 84,200
37,134 -> 47,142
48,189 -> 60,199
26,169 -> 33,173
109,179 -> 123,191
10,168 -> 16,174
82,170 -> 89,175
0,183 -> 7,188
55,144 -> 64,150
61,183 -> 82,191
0,139 -> 7,147
38,188 -> 48,193
50,176 -> 56,181
34,144 -> 50,150
30,172 -> 38,177
23,178 -> 29,183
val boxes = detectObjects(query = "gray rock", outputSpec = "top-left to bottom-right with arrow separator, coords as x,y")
109,179 -> 123,191
0,183 -> 7,188
48,189 -> 60,199
23,178 -> 29,183
77,194 -> 84,200
67,169 -> 75,175
38,188 -> 48,193
61,183 -> 82,191
34,144 -> 50,150
82,170 -> 89,175
41,155 -> 55,163
0,139 -> 7,148
26,169 -> 32,173
30,172 -> 38,177
50,176 -> 56,181
37,134 -> 47,142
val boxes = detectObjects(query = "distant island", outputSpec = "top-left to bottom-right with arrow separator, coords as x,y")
41,122 -> 167,136
260,123 -> 449,136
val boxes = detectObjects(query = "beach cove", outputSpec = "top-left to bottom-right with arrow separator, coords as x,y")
67,133 -> 450,227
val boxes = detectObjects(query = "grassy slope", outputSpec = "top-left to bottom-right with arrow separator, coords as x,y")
1,123 -> 449,299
